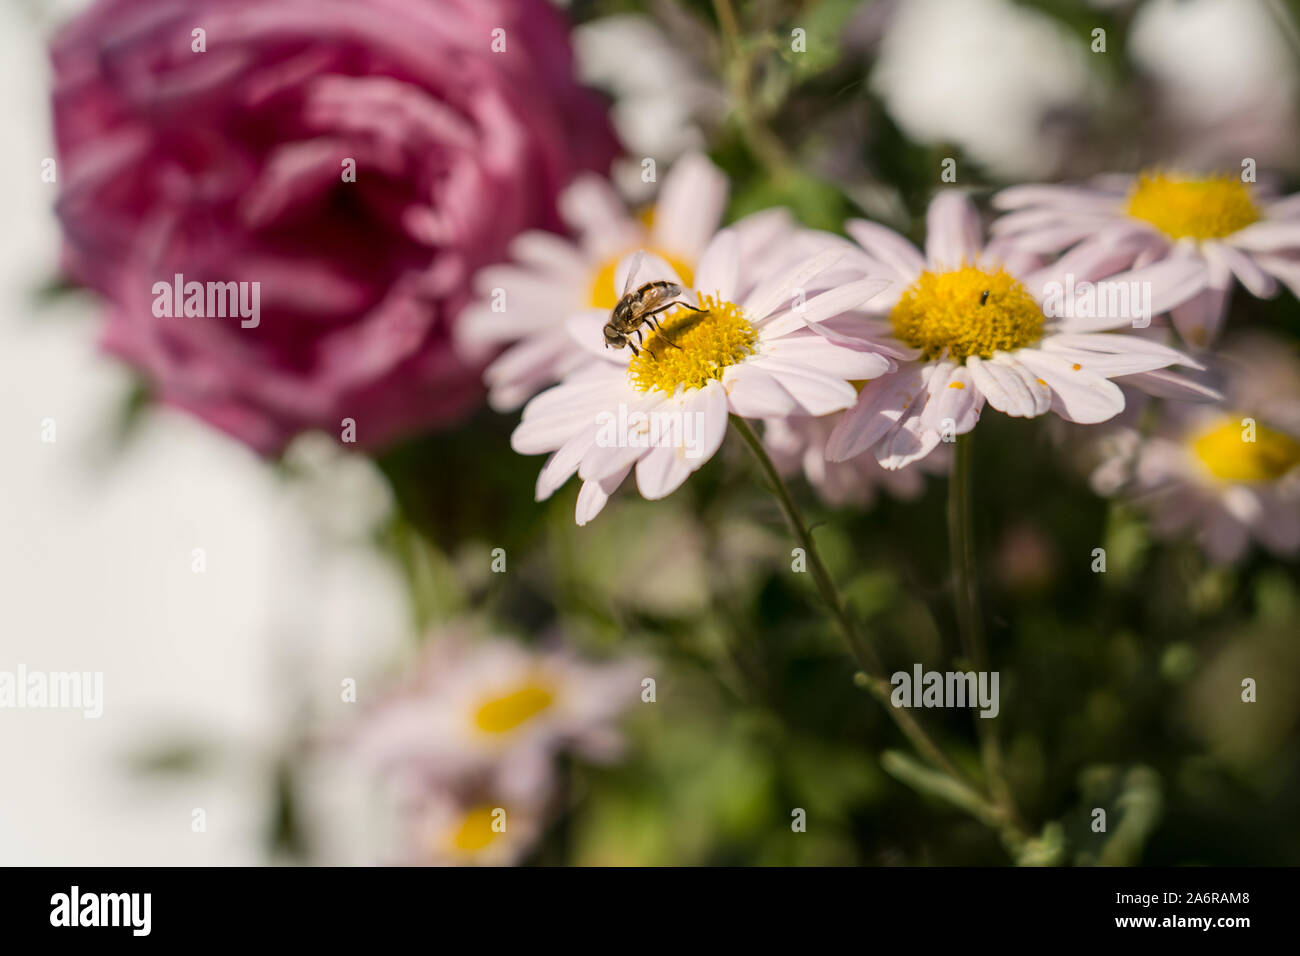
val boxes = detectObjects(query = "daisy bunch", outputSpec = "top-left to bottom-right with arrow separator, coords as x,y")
992,171 -> 1300,348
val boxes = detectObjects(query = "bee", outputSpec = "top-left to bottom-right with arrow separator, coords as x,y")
603,251 -> 707,357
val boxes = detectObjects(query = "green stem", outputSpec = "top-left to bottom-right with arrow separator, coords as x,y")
730,416 -> 971,785
947,433 -> 1020,830
711,0 -> 793,179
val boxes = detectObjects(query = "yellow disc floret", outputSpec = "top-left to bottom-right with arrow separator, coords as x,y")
1190,416 -> 1300,483
473,682 -> 555,734
629,294 -> 757,394
589,250 -> 695,309
450,805 -> 503,853
890,266 -> 1044,362
1126,172 -> 1259,240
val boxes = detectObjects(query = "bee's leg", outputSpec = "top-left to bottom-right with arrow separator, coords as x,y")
647,317 -> 683,350
673,300 -> 708,313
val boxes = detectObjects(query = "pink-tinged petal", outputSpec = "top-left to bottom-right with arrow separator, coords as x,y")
1262,193 -> 1300,219
762,334 -> 894,379
992,183 -> 1123,211
577,391 -> 665,482
723,364 -> 798,417
561,174 -> 640,256
875,392 -> 943,471
1049,256 -> 1210,332
990,206 -> 1106,236
650,152 -> 728,261
1252,253 -> 1300,298
1011,350 -> 1126,424
920,363 -> 982,435
733,208 -> 796,259
991,354 -> 1052,415
992,223 -> 1099,254
758,278 -> 894,337
1204,242 -> 1276,298
506,230 -> 589,277
825,366 -> 929,462
689,380 -> 729,465
576,465 -> 631,527
925,191 -> 983,269
742,248 -> 846,322
1201,509 -> 1251,565
845,219 -> 926,280
536,428 -> 596,500
694,229 -> 739,302
1041,332 -> 1202,370
747,359 -> 858,415
1111,369 -> 1223,403
968,356 -> 1034,418
1227,219 -> 1300,252
520,369 -> 625,424
635,439 -> 693,500
1169,287 -> 1231,350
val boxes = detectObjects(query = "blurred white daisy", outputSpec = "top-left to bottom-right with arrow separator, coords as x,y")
510,234 -> 896,525
394,776 -> 550,867
825,191 -> 1211,469
456,152 -> 789,410
763,414 -> 948,508
992,172 -> 1300,347
354,627 -> 646,803
1090,335 -> 1300,563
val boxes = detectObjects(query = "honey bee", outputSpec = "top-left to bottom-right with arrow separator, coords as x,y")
603,251 -> 707,357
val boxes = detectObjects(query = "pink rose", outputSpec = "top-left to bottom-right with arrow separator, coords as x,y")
52,0 -> 617,453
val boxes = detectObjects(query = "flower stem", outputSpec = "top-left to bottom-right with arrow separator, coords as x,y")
729,416 -> 970,785
947,433 -> 1021,829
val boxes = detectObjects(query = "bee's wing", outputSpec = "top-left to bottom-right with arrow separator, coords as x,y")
620,250 -> 645,299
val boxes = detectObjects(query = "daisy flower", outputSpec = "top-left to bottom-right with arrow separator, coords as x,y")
509,232 -> 896,525
455,152 -> 789,410
354,628 -> 646,802
395,776 -> 549,867
825,191 -> 1210,469
992,171 -> 1300,347
763,414 -> 948,509
1089,335 -> 1300,564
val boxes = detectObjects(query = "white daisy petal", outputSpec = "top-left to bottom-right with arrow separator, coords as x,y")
968,356 -> 1025,417
576,465 -> 632,527
1111,368 -> 1223,403
845,219 -> 926,280
1011,350 -> 1126,424
722,365 -> 798,418
742,247 -> 846,323
748,358 -> 859,415
694,229 -> 739,302
925,191 -> 982,269
921,363 -> 982,435
635,437 -> 694,500
536,429 -> 596,501
762,334 -> 894,380
1204,241 -> 1277,298
991,353 -> 1052,415
649,152 -> 728,261
825,365 -> 929,462
757,278 -> 894,338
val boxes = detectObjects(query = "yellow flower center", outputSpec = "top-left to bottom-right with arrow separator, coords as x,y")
629,294 -> 757,394
890,266 -> 1044,362
1126,172 -> 1259,240
450,805 -> 503,853
473,683 -> 555,734
589,250 -> 695,309
1190,416 -> 1300,483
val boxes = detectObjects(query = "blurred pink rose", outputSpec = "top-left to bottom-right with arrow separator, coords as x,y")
51,0 -> 617,453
